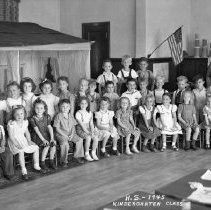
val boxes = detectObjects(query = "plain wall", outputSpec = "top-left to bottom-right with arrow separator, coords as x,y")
60,0 -> 136,58
145,0 -> 191,58
19,0 -> 60,31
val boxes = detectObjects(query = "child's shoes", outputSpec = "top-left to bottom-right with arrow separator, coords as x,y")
91,152 -> 99,161
49,160 -> 57,170
40,161 -> 50,171
131,146 -> 140,154
160,147 -> 166,152
101,150 -> 110,158
142,145 -> 150,153
22,174 -> 29,181
85,153 -> 94,161
126,149 -> 133,155
191,140 -> 197,151
61,162 -> 68,168
205,144 -> 210,150
184,141 -> 190,151
149,144 -> 157,152
111,149 -> 121,156
171,145 -> 179,151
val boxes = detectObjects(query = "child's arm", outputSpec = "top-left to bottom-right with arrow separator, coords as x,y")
75,113 -> 90,134
177,113 -> 187,125
204,114 -> 209,126
172,111 -> 178,126
129,112 -> 136,129
0,127 -> 5,152
153,108 -> 159,128
48,125 -> 56,144
55,127 -> 69,140
89,114 -> 95,134
117,116 -> 128,130
96,118 -> 110,131
193,113 -> 198,125
25,128 -> 35,146
70,94 -> 75,116
172,91 -> 176,104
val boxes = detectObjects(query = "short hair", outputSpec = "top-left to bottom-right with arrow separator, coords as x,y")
7,81 -> 20,90
39,79 -> 53,92
99,96 -> 110,104
57,76 -> 69,84
144,94 -> 155,105
32,98 -> 48,116
105,81 -> 114,87
11,105 -> 27,121
89,79 -> 97,86
138,78 -> 148,85
127,78 -> 137,84
138,57 -> 148,64
79,78 -> 88,85
183,90 -> 194,104
102,59 -> 112,67
20,77 -> 36,93
155,75 -> 165,83
162,92 -> 172,100
119,97 -> 131,111
193,74 -> 204,83
121,55 -> 132,64
58,99 -> 70,108
78,96 -> 90,112
177,76 -> 188,83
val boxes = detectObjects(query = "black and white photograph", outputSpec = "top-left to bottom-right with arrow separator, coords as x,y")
0,0 -> 210,210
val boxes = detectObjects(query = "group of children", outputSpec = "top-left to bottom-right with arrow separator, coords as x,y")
0,54 -> 210,182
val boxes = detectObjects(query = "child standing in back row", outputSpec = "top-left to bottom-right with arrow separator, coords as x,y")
117,55 -> 138,94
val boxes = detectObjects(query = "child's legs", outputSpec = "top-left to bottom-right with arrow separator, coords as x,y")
151,138 -> 156,144
92,136 -> 99,153
125,134 -> 131,150
162,134 -> 166,147
193,127 -> 200,140
71,135 -> 84,158
49,145 -> 56,160
84,136 -> 91,154
41,146 -> 50,161
143,138 -> 149,146
172,134 -> 178,145
60,142 -> 69,163
185,127 -> 192,141
133,129 -> 141,147
18,151 -> 27,174
0,148 -> 14,176
101,131 -> 110,151
205,128 -> 210,145
24,145 -> 40,167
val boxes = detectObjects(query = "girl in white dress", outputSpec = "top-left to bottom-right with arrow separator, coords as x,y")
20,77 -> 37,117
153,93 -> 182,152
7,105 -> 41,180
39,79 -> 59,119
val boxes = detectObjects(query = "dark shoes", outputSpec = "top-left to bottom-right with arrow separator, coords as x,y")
4,175 -> 14,181
171,145 -> 179,151
101,151 -> 110,158
191,140 -> 197,151
61,162 -> 69,168
184,141 -> 190,151
205,144 -> 210,150
111,149 -> 121,156
22,174 -> 29,181
40,161 -> 50,172
73,157 -> 85,164
49,160 -> 57,170
149,144 -> 157,152
142,145 -> 150,153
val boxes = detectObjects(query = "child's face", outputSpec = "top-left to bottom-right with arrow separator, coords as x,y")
127,81 -> 136,92
80,100 -> 88,110
42,84 -> 52,95
156,79 -> 164,89
183,93 -> 191,104
122,58 -> 132,69
139,61 -> 148,71
58,80 -> 68,92
35,103 -> 45,116
146,98 -> 153,107
103,62 -> 112,73
121,99 -> 129,109
89,84 -> 96,92
139,81 -> 147,90
8,85 -> 20,99
207,98 -> 211,107
60,103 -> 70,114
100,100 -> 109,111
14,109 -> 25,121
177,80 -> 187,90
79,80 -> 88,92
196,79 -> 204,89
162,95 -> 171,105
23,82 -> 32,94
106,84 -> 114,93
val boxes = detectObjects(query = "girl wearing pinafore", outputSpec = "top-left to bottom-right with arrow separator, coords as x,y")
153,93 -> 182,152
20,77 -> 37,117
116,97 -> 140,155
139,94 -> 161,152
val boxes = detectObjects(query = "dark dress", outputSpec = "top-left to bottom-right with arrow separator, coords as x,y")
29,115 -> 51,146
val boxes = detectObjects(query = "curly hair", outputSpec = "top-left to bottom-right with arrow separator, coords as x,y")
20,77 -> 36,93
118,97 -> 131,111
32,98 -> 48,116
11,105 -> 27,121
39,79 -> 53,92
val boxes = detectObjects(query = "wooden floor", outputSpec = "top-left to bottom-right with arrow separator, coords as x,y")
0,149 -> 211,210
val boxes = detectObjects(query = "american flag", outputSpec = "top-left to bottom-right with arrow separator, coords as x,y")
167,27 -> 183,65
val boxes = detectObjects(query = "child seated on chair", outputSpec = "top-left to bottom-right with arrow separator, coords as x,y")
95,97 -> 120,157
116,97 -> 140,155
121,78 -> 142,112
138,78 -> 153,106
97,59 -> 118,95
139,94 -> 160,153
178,91 -> 199,151
0,124 -> 14,180
103,81 -> 119,111
29,98 -> 57,171
153,75 -> 168,106
192,75 -> 206,124
202,95 -> 211,149
153,93 -> 182,152
54,99 -> 84,166
117,55 -> 138,94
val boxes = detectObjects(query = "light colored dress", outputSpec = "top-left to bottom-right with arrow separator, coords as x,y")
7,120 -> 38,155
155,104 -> 182,135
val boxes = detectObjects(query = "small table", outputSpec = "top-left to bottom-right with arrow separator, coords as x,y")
97,191 -> 210,210
155,169 -> 211,208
